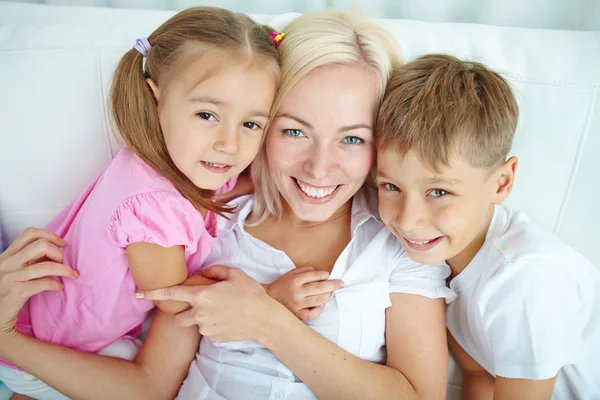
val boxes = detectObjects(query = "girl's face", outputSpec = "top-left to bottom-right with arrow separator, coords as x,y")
149,49 -> 276,191
266,64 -> 379,222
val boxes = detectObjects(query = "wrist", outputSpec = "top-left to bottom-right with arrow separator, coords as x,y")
254,301 -> 298,348
0,329 -> 25,361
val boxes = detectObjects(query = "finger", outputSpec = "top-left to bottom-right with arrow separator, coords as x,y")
295,270 -> 331,286
302,292 -> 334,308
14,239 -> 65,268
14,261 -> 78,282
286,266 -> 315,276
136,285 -> 198,303
200,265 -> 234,281
302,279 -> 344,296
298,305 -> 323,321
21,277 -> 64,300
5,228 -> 66,257
174,309 -> 200,328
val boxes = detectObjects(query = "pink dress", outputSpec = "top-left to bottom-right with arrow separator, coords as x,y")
0,147 -> 236,368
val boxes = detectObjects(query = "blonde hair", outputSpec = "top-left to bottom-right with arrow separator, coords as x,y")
249,8 -> 401,225
110,6 -> 279,215
376,54 -> 519,172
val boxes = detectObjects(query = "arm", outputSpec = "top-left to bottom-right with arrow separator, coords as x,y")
448,332 -> 494,400
140,268 -> 448,400
127,242 -> 214,314
1,311 -> 199,400
494,376 -> 558,400
0,228 -> 200,400
263,293 -> 448,400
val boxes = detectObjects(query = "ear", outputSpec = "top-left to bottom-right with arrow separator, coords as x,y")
492,156 -> 518,204
146,78 -> 160,101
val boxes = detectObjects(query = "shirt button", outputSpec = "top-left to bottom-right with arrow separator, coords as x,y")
275,393 -> 284,400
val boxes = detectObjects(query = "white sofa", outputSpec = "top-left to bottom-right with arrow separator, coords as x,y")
0,2 -> 599,399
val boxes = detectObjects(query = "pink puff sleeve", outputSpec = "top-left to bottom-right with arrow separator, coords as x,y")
108,191 -> 206,255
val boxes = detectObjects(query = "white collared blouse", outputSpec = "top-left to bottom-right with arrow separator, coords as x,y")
177,188 -> 454,400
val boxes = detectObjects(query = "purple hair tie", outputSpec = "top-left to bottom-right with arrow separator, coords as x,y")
133,38 -> 151,57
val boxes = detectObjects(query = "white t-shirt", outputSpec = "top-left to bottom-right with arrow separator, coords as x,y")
178,188 -> 454,400
446,205 -> 600,399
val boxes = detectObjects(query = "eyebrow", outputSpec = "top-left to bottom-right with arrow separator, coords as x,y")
190,97 -> 269,119
189,96 -> 223,106
423,177 -> 462,185
277,113 -> 372,132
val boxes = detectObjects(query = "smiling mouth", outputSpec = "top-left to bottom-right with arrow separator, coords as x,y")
294,178 -> 340,199
202,161 -> 231,168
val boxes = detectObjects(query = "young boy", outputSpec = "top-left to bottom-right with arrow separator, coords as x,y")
375,54 -> 600,399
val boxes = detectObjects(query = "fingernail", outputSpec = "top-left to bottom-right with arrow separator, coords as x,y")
72,271 -> 79,278
134,292 -> 145,299
339,281 -> 344,288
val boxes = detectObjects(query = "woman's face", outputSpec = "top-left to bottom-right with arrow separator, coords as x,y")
266,64 -> 379,222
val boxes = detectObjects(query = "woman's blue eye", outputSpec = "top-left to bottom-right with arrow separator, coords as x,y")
382,183 -> 399,191
243,122 -> 261,130
344,136 -> 363,145
429,189 -> 448,198
197,112 -> 216,121
284,129 -> 304,138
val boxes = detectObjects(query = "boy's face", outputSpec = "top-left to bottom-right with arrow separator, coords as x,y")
377,148 -> 516,271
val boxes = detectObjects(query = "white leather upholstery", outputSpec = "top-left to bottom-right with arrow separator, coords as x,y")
0,2 -> 599,399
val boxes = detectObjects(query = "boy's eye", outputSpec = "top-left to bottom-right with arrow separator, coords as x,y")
243,121 -> 261,130
197,112 -> 216,121
283,129 -> 304,138
343,136 -> 363,145
381,183 -> 399,192
429,189 -> 448,198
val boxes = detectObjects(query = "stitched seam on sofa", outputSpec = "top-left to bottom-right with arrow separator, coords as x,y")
553,89 -> 597,233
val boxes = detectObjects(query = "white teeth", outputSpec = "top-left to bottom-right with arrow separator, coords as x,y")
295,178 -> 337,199
406,238 -> 432,245
204,162 -> 228,168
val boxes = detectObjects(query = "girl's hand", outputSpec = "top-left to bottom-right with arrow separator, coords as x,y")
0,228 -> 78,338
265,266 -> 343,321
137,265 -> 290,344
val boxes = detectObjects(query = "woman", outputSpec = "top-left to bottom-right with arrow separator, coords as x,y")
0,9 -> 453,400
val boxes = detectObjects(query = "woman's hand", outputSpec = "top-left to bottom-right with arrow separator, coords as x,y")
0,228 -> 78,338
137,265 -> 291,344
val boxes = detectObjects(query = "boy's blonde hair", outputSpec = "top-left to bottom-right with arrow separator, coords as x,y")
110,7 -> 278,215
376,54 -> 519,172
249,9 -> 401,225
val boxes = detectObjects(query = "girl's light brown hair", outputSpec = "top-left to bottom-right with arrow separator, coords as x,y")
376,54 -> 519,172
110,6 -> 279,215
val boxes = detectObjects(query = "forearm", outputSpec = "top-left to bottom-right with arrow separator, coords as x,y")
462,372 -> 495,400
0,334 -> 156,400
261,309 -> 420,400
156,274 -> 217,314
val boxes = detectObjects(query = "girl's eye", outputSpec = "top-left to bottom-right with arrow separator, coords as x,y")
283,129 -> 304,138
381,183 -> 399,191
243,121 -> 261,130
429,189 -> 448,198
343,136 -> 363,145
197,112 -> 216,121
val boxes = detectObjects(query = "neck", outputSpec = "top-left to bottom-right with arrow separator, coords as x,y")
447,205 -> 495,277
279,197 -> 353,229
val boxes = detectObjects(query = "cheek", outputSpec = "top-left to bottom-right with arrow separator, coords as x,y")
378,195 -> 397,224
266,136 -> 304,174
343,148 -> 375,181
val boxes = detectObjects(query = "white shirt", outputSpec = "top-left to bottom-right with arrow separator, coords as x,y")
446,205 -> 600,399
178,188 -> 454,400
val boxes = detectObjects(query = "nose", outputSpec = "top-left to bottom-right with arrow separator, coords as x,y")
213,124 -> 239,155
304,142 -> 334,180
395,194 -> 428,233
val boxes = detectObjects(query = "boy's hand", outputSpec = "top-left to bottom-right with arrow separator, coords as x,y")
265,266 -> 343,321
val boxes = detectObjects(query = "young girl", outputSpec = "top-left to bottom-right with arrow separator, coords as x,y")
0,6 -> 279,398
